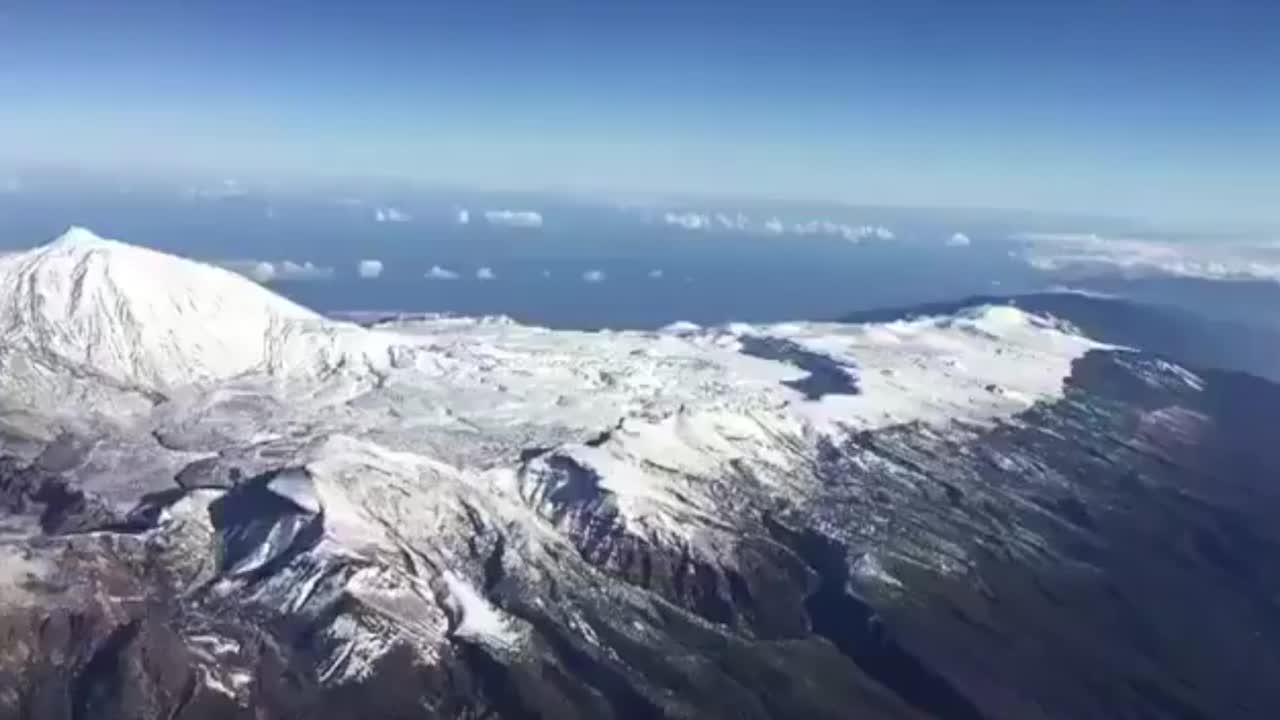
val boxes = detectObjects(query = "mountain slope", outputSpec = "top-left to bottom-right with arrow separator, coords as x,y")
0,227 -> 323,388
0,228 -> 395,436
841,291 -> 1280,383
1,229 -> 1279,719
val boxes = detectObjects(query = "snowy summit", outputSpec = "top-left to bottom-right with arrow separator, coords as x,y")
0,227 -> 319,388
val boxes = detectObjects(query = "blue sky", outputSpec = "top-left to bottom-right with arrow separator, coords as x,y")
1,0 -> 1276,226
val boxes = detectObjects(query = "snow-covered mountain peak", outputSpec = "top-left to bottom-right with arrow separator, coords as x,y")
47,224 -> 133,249
47,224 -> 117,248
0,227 -> 327,399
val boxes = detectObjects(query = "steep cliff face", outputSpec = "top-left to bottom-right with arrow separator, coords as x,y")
1,229 -> 1278,719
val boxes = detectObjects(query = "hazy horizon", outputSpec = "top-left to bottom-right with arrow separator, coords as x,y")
3,174 -> 1278,333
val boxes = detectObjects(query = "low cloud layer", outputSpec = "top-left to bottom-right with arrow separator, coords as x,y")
1017,232 -> 1280,283
374,207 -> 411,223
476,266 -> 497,280
663,212 -> 712,230
220,259 -> 335,283
662,210 -> 893,243
715,213 -> 751,231
485,210 -> 543,228
947,232 -> 972,247
357,259 -> 384,279
791,221 -> 894,243
426,265 -> 460,280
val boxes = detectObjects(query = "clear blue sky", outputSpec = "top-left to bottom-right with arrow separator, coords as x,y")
1,0 -> 1276,225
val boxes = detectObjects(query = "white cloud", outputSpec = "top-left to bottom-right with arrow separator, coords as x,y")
1043,285 -> 1119,299
426,265 -> 460,280
947,232 -> 972,247
648,269 -> 664,279
374,207 -> 411,223
1017,232 -> 1280,283
541,269 -> 552,278
664,212 -> 712,230
792,221 -> 895,243
660,209 -> 894,244
854,225 -> 896,242
357,259 -> 384,279
220,259 -> 334,283
278,261 -> 335,281
456,208 -> 471,225
666,210 -> 759,233
476,266 -> 496,280
790,220 -> 839,237
240,261 -> 278,283
582,269 -> 606,283
484,210 -> 543,228
714,212 -> 751,231
844,222 -> 896,242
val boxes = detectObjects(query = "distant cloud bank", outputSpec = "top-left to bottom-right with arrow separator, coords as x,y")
791,220 -> 895,243
220,259 -> 335,283
357,259 -> 384,279
426,265 -> 460,280
663,212 -> 712,230
484,210 -> 543,228
275,261 -> 335,281
662,210 -> 893,243
1017,232 -> 1280,283
662,212 -> 753,232
374,207 -> 411,223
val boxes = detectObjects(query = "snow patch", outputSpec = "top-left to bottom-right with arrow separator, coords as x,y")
853,552 -> 905,589
266,468 -> 323,514
756,305 -> 1106,434
441,571 -> 519,648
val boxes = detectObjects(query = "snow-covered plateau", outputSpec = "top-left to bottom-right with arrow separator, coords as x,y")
2,227 -> 1279,720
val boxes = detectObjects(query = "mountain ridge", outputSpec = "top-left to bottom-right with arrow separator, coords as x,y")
0,228 -> 1278,719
